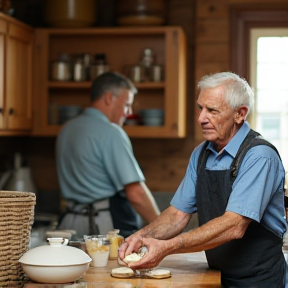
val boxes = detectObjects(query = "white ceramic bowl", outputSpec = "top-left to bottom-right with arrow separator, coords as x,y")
19,238 -> 92,283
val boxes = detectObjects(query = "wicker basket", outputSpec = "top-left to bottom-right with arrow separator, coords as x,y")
0,191 -> 36,287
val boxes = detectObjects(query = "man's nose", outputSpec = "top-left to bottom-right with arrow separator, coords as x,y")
198,109 -> 207,124
126,106 -> 133,116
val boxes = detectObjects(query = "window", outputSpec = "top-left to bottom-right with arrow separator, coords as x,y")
250,28 -> 288,169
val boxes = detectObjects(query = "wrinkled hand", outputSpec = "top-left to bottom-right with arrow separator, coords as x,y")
119,236 -> 168,270
118,234 -> 142,262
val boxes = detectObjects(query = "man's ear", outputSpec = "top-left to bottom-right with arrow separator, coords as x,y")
235,106 -> 248,123
103,91 -> 113,105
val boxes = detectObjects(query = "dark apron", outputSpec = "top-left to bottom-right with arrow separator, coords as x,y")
109,191 -> 141,238
196,129 -> 286,288
57,190 -> 140,238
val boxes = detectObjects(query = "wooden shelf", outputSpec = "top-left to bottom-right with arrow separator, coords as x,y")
47,81 -> 165,89
32,27 -> 186,138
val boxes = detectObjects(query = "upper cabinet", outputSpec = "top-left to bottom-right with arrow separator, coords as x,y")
0,12 -> 33,135
32,27 -> 187,138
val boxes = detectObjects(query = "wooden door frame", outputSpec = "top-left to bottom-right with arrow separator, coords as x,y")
230,4 -> 288,82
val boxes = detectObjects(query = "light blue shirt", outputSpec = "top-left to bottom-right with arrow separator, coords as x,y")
171,121 -> 287,238
56,108 -> 145,204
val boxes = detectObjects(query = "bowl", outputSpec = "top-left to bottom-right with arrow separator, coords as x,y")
43,0 -> 97,28
19,238 -> 92,283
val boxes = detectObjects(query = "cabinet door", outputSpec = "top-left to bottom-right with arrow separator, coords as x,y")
0,18 -> 6,129
6,21 -> 33,130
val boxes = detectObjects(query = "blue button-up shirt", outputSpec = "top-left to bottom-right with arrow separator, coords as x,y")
171,121 -> 287,238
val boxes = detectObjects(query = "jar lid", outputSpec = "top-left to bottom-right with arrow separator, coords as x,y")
19,238 -> 92,266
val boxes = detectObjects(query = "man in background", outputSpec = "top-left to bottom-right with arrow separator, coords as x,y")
56,72 -> 160,238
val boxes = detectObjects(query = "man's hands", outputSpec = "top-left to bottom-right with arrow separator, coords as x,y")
118,235 -> 168,270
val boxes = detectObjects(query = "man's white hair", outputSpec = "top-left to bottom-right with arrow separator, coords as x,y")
198,72 -> 254,116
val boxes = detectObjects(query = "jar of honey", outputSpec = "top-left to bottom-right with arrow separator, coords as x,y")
107,229 -> 124,260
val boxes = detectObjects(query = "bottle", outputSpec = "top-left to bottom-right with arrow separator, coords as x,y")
139,48 -> 155,81
90,53 -> 109,81
73,54 -> 85,81
107,229 -> 124,260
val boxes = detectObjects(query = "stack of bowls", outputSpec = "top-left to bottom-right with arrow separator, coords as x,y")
140,109 -> 164,126
59,106 -> 83,124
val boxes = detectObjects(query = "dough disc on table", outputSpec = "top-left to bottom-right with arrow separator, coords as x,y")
144,268 -> 171,279
111,267 -> 135,278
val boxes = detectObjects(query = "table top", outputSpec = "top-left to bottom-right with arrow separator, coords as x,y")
24,252 -> 221,288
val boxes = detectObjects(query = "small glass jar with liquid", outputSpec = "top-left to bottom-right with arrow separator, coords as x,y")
107,229 -> 124,260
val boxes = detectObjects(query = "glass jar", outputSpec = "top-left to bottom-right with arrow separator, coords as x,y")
73,54 -> 85,81
107,229 -> 124,260
139,48 -> 155,81
90,53 -> 109,81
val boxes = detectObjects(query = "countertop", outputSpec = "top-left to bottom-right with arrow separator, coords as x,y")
24,251 -> 221,288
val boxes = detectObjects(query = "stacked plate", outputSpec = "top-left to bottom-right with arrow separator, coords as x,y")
140,109 -> 164,126
59,106 -> 83,124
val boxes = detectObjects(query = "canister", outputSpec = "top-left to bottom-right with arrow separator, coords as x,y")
73,54 -> 86,81
149,65 -> 163,82
51,53 -> 72,81
51,62 -> 72,81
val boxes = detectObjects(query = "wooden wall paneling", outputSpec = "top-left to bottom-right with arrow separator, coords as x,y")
0,18 -> 6,129
195,62 -> 230,82
167,0 -> 195,137
197,19 -> 229,43
33,30 -> 49,133
140,156 -> 190,191
196,43 -> 229,63
197,0 -> 230,18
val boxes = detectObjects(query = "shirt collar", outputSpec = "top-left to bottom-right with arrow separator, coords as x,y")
207,121 -> 251,158
84,107 -> 110,123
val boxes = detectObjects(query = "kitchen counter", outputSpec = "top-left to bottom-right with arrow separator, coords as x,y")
24,252 -> 221,288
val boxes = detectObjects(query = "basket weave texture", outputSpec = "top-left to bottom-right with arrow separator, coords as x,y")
0,191 -> 36,287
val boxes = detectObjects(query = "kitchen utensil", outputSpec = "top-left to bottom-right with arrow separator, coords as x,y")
73,54 -> 86,82
140,109 -> 164,126
130,65 -> 144,83
43,0 -> 96,28
59,105 -> 83,124
51,54 -> 73,81
116,0 -> 167,26
19,238 -> 92,284
89,53 -> 109,81
4,153 -> 37,194
149,65 -> 163,82
139,48 -> 155,81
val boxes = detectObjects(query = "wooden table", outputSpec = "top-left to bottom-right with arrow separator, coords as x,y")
82,252 -> 221,288
23,252 -> 221,288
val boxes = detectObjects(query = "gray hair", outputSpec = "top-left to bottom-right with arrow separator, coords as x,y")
91,71 -> 137,102
197,72 -> 254,116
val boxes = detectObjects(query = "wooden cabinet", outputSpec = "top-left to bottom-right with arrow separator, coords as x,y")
33,27 -> 187,138
0,12 -> 33,135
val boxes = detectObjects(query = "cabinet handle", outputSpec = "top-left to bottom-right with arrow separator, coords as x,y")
9,108 -> 14,115
0,108 -> 3,114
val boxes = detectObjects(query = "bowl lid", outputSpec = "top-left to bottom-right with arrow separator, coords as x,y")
19,238 -> 92,266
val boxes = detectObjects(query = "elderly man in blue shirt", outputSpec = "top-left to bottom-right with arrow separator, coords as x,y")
119,72 -> 287,288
